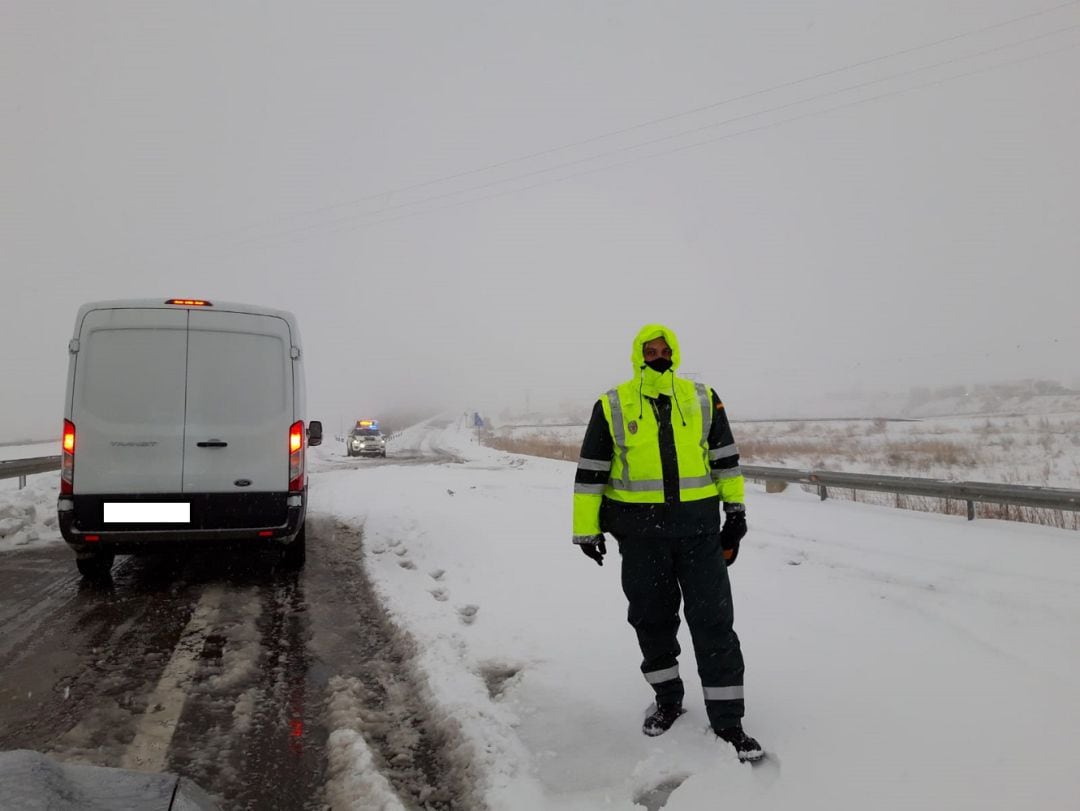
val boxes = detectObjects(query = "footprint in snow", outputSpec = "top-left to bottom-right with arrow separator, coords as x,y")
429,568 -> 446,581
478,662 -> 523,699
457,604 -> 479,625
633,774 -> 690,811
399,560 -> 417,570
429,587 -> 449,602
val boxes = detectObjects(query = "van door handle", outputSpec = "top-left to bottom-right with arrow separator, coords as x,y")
197,440 -> 228,448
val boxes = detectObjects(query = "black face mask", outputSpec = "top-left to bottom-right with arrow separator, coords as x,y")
645,357 -> 673,374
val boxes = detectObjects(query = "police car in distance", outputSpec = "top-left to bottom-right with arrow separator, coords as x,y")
346,420 -> 386,457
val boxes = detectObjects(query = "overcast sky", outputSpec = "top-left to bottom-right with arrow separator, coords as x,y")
4,0 -> 1079,439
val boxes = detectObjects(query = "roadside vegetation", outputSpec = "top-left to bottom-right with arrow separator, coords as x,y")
480,413 -> 1080,531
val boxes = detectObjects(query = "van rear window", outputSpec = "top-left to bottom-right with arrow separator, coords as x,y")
79,327 -> 188,425
185,330 -> 288,424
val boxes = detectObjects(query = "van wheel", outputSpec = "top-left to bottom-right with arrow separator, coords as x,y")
76,553 -> 115,580
281,526 -> 306,570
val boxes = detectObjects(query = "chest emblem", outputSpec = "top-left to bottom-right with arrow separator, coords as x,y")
628,420 -> 638,434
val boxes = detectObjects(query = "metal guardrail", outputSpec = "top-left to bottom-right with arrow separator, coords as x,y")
743,464 -> 1080,520
0,456 -> 60,490
5,455 -> 1080,520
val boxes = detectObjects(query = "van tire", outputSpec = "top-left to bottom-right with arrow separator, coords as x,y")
281,525 -> 307,570
76,553 -> 115,580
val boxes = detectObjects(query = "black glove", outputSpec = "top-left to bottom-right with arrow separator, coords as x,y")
577,536 -> 607,566
720,511 -> 747,566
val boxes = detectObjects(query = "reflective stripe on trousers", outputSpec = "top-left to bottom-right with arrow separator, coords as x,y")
703,685 -> 744,701
644,665 -> 679,685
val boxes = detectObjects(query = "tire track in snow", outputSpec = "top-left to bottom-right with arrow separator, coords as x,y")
162,556 -> 327,811
0,552 -> 201,760
310,516 -> 484,811
119,586 -> 224,773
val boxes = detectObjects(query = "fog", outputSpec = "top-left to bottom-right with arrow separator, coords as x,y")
4,1 -> 1079,441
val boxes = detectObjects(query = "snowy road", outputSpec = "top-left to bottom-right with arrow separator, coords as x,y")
0,502 -> 479,809
2,417 -> 1079,809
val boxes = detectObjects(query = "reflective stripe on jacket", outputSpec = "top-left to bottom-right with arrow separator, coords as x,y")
573,383 -> 745,537
602,376 -> 717,503
572,323 -> 745,539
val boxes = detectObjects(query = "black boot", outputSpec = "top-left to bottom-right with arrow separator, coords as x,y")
642,702 -> 686,737
715,724 -> 764,762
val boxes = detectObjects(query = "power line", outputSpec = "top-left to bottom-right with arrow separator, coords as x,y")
343,21 -> 1080,217
207,1 -> 1080,241
233,24 -> 1080,245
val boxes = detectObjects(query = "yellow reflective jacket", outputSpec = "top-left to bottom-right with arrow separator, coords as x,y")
573,324 -> 745,539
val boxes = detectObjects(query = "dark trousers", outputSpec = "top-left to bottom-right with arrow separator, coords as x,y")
618,532 -> 745,730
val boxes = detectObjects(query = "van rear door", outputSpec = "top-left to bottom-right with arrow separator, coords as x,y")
182,309 -> 293,493
70,307 -> 188,493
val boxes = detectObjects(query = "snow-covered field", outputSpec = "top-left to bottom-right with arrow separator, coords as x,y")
735,412 -> 1080,488
4,418 -> 1079,808
0,440 -> 59,463
488,409 -> 1080,489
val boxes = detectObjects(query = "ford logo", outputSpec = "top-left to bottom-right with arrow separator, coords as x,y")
234,479 -> 252,487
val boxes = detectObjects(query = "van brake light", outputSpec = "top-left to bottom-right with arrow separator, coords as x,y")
61,420 -> 76,495
165,299 -> 213,307
289,421 -> 304,492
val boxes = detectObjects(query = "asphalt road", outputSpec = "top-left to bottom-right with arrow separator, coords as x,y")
0,491 -> 479,809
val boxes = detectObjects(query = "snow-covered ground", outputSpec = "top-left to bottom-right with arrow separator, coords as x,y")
4,418 -> 1080,808
316,417 -> 1080,810
0,471 -> 59,551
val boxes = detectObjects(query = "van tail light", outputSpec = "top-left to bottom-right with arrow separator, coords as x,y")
61,419 -> 76,495
289,421 -> 304,492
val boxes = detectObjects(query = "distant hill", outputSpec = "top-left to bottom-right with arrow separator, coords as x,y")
754,380 -> 1080,421
903,391 -> 1080,419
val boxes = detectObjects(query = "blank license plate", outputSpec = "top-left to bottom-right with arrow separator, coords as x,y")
104,503 -> 190,523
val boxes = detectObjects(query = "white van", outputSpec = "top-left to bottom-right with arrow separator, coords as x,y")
57,299 -> 323,578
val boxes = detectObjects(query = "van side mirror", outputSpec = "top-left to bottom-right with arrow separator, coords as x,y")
307,420 -> 323,447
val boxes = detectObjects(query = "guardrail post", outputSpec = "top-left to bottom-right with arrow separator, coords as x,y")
967,500 -> 975,521
18,474 -> 26,490
819,485 -> 827,501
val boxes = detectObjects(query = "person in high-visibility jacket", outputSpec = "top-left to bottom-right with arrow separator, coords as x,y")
572,323 -> 764,761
